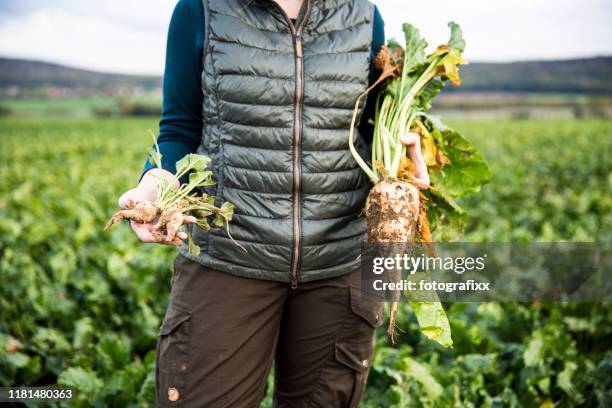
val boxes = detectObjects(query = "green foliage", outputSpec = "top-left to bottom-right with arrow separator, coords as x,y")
0,117 -> 610,407
427,128 -> 491,241
364,302 -> 612,408
457,119 -> 611,242
407,301 -> 453,349
0,104 -> 12,116
0,118 -> 171,406
117,101 -> 161,117
429,130 -> 490,198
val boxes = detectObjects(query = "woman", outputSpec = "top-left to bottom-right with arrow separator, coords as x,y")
118,0 -> 429,406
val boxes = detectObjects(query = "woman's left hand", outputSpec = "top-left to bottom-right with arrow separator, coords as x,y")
400,132 -> 430,189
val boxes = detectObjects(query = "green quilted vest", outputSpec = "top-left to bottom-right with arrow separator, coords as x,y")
182,0 -> 374,284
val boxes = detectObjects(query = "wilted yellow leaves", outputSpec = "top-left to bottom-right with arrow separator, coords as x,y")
412,120 -> 450,172
428,45 -> 467,86
397,155 -> 415,181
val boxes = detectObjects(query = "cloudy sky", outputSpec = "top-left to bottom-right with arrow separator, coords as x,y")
0,0 -> 610,75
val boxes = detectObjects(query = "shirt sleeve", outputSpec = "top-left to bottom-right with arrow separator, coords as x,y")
358,4 -> 385,146
141,0 -> 204,180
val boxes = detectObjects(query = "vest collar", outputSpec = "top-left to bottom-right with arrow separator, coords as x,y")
240,0 -> 324,7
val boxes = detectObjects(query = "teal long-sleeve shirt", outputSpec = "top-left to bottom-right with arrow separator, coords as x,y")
143,0 -> 385,178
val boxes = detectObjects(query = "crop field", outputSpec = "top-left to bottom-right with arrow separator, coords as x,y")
0,117 -> 610,407
0,97 -> 118,116
0,96 -> 163,117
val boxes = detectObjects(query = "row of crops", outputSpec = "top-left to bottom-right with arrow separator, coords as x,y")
1,117 -> 610,407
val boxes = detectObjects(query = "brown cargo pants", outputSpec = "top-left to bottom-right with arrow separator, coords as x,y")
155,254 -> 384,407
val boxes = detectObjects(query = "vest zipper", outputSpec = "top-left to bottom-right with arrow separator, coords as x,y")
275,1 -> 312,289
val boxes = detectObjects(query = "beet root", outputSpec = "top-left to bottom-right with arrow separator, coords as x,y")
151,206 -> 184,241
105,197 -> 189,243
365,180 -> 420,242
364,179 -> 420,342
104,201 -> 159,230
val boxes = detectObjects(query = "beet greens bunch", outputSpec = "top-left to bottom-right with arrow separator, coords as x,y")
349,22 -> 491,348
105,133 -> 241,256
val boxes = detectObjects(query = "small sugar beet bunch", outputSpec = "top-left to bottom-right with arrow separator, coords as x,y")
105,133 -> 241,256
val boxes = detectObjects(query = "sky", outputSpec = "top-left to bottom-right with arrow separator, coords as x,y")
0,0 -> 610,75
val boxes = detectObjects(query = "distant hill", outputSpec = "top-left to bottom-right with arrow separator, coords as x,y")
455,56 -> 612,94
0,58 -> 161,91
0,56 -> 611,94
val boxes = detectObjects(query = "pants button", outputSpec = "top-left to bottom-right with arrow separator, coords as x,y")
168,387 -> 180,401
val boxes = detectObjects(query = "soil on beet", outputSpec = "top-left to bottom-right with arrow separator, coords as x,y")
104,200 -> 158,230
104,200 -> 186,243
365,179 -> 419,243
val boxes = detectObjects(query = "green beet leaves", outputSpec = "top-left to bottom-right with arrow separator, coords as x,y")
389,22 -> 491,240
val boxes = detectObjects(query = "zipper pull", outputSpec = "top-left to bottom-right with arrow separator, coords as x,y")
290,276 -> 298,289
295,38 -> 303,59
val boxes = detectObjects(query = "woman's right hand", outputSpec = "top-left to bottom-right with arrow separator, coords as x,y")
118,168 -> 196,247
400,132 -> 430,190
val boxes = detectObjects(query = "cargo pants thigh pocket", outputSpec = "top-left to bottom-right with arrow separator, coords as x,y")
306,338 -> 375,408
155,303 -> 192,407
349,285 -> 385,331
306,286 -> 382,408
345,285 -> 385,407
